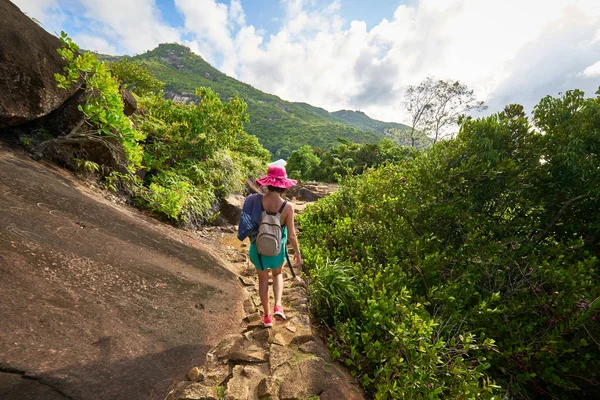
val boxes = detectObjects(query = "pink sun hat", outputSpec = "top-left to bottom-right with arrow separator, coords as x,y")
256,165 -> 297,189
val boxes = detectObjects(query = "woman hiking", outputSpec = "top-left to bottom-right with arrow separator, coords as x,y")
237,165 -> 302,327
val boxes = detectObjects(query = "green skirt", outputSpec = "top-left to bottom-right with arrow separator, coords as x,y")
249,227 -> 288,270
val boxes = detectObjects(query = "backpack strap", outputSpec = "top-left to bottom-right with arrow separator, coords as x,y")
278,201 -> 294,276
262,200 -> 287,216
277,201 -> 287,215
285,247 -> 296,278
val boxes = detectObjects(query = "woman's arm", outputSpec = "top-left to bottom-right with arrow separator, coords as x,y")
285,203 -> 302,266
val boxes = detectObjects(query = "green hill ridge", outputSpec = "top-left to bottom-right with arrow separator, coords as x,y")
115,43 -> 409,158
330,109 -> 405,132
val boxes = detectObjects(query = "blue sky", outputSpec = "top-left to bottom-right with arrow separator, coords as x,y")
155,0 -> 184,27
154,0 -> 410,38
242,0 -> 413,33
13,0 -> 600,124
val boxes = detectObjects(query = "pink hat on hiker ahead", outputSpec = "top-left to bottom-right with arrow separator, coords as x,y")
256,165 -> 297,189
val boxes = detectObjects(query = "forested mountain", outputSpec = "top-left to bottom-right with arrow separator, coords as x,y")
330,109 -> 409,134
118,43 -> 409,158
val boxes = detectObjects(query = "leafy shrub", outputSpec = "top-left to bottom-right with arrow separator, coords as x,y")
55,32 -> 145,170
308,259 -> 360,322
140,170 -> 214,222
134,88 -> 270,224
108,58 -> 164,96
299,90 -> 600,398
285,145 -> 321,180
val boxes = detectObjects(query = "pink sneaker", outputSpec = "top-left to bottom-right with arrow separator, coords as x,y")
274,305 -> 286,320
262,314 -> 273,328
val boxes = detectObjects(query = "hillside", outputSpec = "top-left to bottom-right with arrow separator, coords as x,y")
120,43 -> 409,158
330,109 -> 409,135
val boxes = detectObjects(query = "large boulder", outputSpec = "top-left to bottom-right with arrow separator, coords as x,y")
121,86 -> 137,116
220,194 -> 245,225
39,88 -> 87,137
297,187 -> 322,202
0,1 -> 78,128
38,135 -> 129,174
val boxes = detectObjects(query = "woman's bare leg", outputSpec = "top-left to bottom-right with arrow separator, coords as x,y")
257,268 -> 270,316
272,266 -> 283,308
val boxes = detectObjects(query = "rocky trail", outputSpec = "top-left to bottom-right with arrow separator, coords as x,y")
165,230 -> 365,400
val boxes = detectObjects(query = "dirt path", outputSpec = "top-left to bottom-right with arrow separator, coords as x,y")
0,143 -> 245,400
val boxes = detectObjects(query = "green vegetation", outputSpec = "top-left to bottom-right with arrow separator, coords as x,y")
134,88 -> 269,223
55,32 -> 146,170
286,139 -> 414,182
216,385 -> 225,398
56,38 -> 269,225
298,90 -> 600,398
123,43 -> 409,158
109,59 -> 165,96
285,145 -> 321,180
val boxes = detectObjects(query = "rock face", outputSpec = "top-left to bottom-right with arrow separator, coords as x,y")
39,135 -> 129,174
165,90 -> 195,104
0,1 -> 78,128
0,144 -> 246,400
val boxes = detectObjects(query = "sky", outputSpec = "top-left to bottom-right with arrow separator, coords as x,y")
13,0 -> 600,125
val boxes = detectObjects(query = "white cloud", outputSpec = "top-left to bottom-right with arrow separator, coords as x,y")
226,0 -> 600,123
12,0 -> 68,36
593,28 -> 600,44
76,0 -> 181,54
229,0 -> 246,27
12,0 -> 181,54
173,0 -> 239,73
583,60 -> 600,77
11,0 -> 600,124
72,33 -> 118,54
10,0 -> 57,20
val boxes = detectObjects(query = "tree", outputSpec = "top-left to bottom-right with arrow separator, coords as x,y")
404,77 -> 487,144
285,145 -> 320,180
109,58 -> 164,96
385,127 -> 431,149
